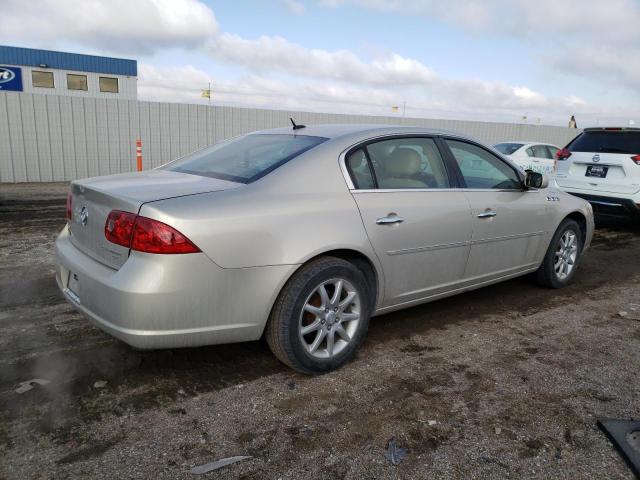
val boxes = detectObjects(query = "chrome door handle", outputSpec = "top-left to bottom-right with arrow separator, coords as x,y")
376,214 -> 405,225
477,210 -> 497,218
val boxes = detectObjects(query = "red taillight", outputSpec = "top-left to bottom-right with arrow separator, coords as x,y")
66,192 -> 72,220
105,210 -> 136,247
556,148 -> 572,160
631,155 -> 640,165
131,216 -> 201,254
104,211 -> 200,254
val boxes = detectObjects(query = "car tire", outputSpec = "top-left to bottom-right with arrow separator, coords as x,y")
536,218 -> 583,288
265,256 -> 371,374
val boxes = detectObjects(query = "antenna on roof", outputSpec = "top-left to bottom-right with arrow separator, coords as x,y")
290,117 -> 306,130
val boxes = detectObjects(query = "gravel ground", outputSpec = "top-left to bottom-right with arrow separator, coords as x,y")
1,182 -> 639,479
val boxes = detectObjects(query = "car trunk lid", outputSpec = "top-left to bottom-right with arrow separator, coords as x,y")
68,170 -> 241,269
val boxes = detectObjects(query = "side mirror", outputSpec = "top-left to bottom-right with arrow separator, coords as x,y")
524,170 -> 549,189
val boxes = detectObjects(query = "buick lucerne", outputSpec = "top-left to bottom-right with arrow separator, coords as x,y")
56,124 -> 594,373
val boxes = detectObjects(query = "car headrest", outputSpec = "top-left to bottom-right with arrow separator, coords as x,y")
385,147 -> 421,176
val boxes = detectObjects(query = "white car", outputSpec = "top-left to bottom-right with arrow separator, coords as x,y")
494,141 -> 560,175
554,127 -> 640,219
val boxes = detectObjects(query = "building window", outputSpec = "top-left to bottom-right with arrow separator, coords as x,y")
32,71 -> 54,88
99,76 -> 119,93
67,74 -> 88,91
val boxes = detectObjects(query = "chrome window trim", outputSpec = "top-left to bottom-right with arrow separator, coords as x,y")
338,131 -> 526,192
351,188 -> 536,194
338,131 -> 442,190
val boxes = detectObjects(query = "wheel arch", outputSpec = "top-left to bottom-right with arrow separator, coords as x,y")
264,248 -> 383,336
564,211 -> 588,251
311,249 -> 381,313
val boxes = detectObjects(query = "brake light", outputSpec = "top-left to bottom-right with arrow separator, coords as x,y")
632,155 -> 640,165
131,216 -> 201,254
104,211 -> 200,254
66,192 -> 72,220
556,148 -> 572,160
105,210 -> 136,247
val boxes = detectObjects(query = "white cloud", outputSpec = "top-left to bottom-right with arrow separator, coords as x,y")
138,63 -> 608,125
551,45 -> 640,90
319,0 -> 640,39
282,0 -> 306,15
3,0 -> 635,125
0,0 -> 219,55
138,64 -> 213,103
206,33 -> 435,86
318,0 -> 640,93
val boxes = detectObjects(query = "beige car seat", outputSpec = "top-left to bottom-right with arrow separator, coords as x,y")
381,147 -> 428,188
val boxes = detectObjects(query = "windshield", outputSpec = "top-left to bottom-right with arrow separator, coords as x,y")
164,134 -> 328,183
494,143 -> 523,155
569,130 -> 640,154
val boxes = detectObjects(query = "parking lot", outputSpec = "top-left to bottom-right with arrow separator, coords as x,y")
1,183 -> 639,479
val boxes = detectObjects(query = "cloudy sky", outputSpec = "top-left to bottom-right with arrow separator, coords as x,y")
1,0 -> 638,126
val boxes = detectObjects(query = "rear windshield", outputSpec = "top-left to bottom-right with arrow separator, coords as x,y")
494,143 -> 524,155
569,130 -> 640,155
164,134 -> 328,183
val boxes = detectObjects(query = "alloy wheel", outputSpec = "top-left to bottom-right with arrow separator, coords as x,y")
298,278 -> 361,359
554,230 -> 578,280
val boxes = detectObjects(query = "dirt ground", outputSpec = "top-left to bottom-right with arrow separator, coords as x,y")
1,182 -> 639,480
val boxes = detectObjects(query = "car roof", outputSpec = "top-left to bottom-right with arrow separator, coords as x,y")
252,123 -> 470,141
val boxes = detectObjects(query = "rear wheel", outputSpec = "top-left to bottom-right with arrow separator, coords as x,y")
266,257 -> 371,374
536,219 -> 583,288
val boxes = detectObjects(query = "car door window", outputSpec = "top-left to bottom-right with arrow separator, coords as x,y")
446,139 -> 522,190
531,144 -> 551,158
546,146 -> 559,158
362,137 -> 450,189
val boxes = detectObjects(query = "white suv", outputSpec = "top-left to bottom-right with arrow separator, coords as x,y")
555,127 -> 640,219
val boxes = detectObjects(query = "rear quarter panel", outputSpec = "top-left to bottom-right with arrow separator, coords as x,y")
138,141 -> 382,271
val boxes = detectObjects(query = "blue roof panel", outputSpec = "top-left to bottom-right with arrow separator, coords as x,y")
0,46 -> 137,76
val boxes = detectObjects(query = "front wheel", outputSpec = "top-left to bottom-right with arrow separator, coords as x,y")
266,257 -> 371,374
536,218 -> 583,288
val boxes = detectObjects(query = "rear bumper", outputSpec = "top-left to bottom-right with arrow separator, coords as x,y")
560,190 -> 640,219
55,226 -> 296,349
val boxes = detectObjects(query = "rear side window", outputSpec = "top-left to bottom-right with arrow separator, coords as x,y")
494,143 -> 523,155
366,137 -> 450,189
165,134 -> 327,183
346,148 -> 375,189
569,131 -> 640,154
528,145 -> 552,159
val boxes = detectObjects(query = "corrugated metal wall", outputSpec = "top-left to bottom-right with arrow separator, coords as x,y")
0,91 -> 580,183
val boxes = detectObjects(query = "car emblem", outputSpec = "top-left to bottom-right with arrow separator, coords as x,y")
80,206 -> 89,226
592,154 -> 600,162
